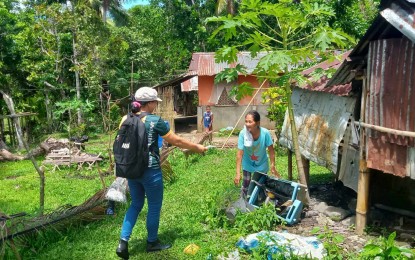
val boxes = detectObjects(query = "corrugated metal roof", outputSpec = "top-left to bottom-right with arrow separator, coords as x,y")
279,88 -> 357,174
181,76 -> 198,92
326,0 -> 415,87
300,51 -> 353,96
153,72 -> 197,89
189,52 -> 267,76
381,1 -> 415,43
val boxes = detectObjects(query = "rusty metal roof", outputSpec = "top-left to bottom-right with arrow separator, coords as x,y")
153,72 -> 197,89
279,88 -> 357,174
189,52 -> 267,76
300,51 -> 353,96
326,0 -> 415,87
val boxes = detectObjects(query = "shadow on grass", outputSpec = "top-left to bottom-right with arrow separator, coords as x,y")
128,227 -> 203,260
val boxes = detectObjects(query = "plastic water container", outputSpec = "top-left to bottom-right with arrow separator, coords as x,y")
247,173 -> 305,225
158,121 -> 170,148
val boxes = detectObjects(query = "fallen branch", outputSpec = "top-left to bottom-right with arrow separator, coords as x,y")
0,149 -> 24,161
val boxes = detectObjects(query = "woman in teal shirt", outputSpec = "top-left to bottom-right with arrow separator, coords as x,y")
234,110 -> 280,198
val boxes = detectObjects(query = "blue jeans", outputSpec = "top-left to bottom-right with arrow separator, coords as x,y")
120,167 -> 163,243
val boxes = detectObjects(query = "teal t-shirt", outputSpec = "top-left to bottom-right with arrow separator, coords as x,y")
119,113 -> 171,169
238,127 -> 273,173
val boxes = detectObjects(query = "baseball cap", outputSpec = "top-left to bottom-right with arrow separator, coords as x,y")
134,87 -> 162,102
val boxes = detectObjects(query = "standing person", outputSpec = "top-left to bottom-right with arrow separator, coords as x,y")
234,110 -> 280,199
201,105 -> 213,143
116,87 -> 207,259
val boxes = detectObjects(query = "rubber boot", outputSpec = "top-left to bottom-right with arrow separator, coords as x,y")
116,239 -> 129,259
146,239 -> 172,252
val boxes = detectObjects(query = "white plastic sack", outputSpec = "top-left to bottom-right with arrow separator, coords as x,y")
243,126 -> 253,147
236,231 -> 325,259
105,177 -> 128,203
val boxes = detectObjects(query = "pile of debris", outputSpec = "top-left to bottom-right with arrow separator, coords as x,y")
40,137 -> 102,171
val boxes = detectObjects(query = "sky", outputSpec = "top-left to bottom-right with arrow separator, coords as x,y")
123,0 -> 149,9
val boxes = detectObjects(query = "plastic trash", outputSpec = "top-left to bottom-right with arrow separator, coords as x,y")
236,231 -> 325,259
105,177 -> 128,203
184,244 -> 200,255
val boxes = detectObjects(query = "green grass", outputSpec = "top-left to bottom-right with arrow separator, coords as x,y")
1,142 -> 334,259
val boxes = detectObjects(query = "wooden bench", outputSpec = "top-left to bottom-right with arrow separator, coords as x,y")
43,150 -> 102,171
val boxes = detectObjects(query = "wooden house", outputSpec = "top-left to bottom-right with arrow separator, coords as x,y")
280,0 -> 415,234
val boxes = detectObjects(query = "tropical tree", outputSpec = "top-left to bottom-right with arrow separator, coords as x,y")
0,0 -> 28,150
216,0 -> 236,15
207,0 -> 355,202
330,0 -> 380,39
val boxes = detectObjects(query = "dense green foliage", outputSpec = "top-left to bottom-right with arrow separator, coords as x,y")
0,0 -> 218,142
0,0 -> 379,146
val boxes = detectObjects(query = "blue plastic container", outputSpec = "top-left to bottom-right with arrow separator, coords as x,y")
158,121 -> 170,148
247,173 -> 304,225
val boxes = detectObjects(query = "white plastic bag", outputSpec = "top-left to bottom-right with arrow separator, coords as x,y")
244,126 -> 253,147
105,177 -> 128,203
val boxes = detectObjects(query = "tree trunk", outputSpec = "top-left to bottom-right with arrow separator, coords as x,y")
227,0 -> 235,15
14,124 -> 45,215
0,139 -> 8,150
44,82 -> 56,132
285,84 -> 310,204
72,31 -> 83,126
0,149 -> 24,161
0,91 -> 25,150
101,0 -> 109,23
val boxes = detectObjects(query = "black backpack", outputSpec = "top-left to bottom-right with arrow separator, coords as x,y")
113,113 -> 149,179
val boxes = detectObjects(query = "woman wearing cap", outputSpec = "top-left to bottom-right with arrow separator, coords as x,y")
116,87 -> 207,259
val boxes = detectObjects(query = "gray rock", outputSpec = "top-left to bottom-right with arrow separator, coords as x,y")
225,197 -> 255,221
305,210 -> 319,218
399,233 -> 415,240
324,206 -> 351,221
341,215 -> 356,226
315,202 -> 328,213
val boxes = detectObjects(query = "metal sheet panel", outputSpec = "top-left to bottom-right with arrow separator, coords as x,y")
279,88 -> 356,173
189,52 -> 267,76
408,147 -> 415,178
381,2 -> 415,44
337,122 -> 360,192
339,146 -> 360,192
366,38 -> 415,177
181,76 -> 198,92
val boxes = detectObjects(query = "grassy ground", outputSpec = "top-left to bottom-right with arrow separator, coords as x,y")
1,139 -> 333,259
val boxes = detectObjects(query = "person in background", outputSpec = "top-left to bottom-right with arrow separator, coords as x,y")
234,110 -> 280,199
106,101 -> 141,216
201,105 -> 213,143
116,87 -> 207,259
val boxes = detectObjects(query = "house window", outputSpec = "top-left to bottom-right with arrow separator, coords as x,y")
209,81 -> 238,106
217,88 -> 236,105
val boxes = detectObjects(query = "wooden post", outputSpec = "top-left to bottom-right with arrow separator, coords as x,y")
355,71 -> 369,235
288,150 -> 293,181
356,160 -> 371,234
8,118 -> 14,147
0,117 -> 4,142
301,155 -> 310,188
